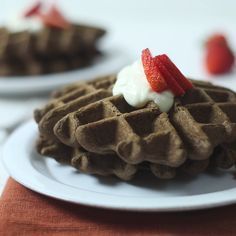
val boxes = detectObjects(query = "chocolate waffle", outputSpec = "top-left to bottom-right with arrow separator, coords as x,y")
34,75 -> 116,135
36,135 -> 178,180
35,75 -> 236,170
37,136 -> 138,180
172,81 -> 236,160
35,75 -> 185,167
36,135 -> 235,180
0,54 -> 94,76
0,24 -> 105,76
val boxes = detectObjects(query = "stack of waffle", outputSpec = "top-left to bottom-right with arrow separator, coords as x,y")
34,75 -> 236,180
0,24 -> 105,76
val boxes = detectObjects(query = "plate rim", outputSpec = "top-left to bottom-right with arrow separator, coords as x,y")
2,120 -> 236,212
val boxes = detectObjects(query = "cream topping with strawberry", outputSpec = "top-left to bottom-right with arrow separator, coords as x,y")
4,15 -> 43,33
113,49 -> 193,112
113,60 -> 174,112
3,2 -> 70,33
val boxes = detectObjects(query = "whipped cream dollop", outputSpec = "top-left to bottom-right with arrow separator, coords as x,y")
3,15 -> 43,33
113,60 -> 174,112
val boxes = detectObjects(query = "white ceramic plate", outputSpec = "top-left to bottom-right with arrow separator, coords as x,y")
2,120 -> 236,212
0,46 -> 129,95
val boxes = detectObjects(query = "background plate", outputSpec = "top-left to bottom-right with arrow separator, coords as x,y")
0,47 -> 129,95
2,120 -> 236,212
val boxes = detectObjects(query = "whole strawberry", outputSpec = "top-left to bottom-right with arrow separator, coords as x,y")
205,34 -> 235,75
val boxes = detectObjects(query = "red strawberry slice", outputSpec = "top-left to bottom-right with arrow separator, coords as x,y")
24,1 -> 42,17
150,73 -> 168,92
39,5 -> 70,29
155,57 -> 185,96
142,48 -> 168,92
156,54 -> 193,90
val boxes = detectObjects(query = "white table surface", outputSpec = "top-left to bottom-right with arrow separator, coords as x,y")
1,0 -> 236,194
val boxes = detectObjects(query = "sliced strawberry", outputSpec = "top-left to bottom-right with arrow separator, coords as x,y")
156,54 -> 193,91
141,48 -> 168,92
24,1 -> 42,17
39,5 -> 70,29
155,57 -> 185,96
151,73 -> 168,92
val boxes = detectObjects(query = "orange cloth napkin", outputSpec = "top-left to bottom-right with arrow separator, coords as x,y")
0,178 -> 236,236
